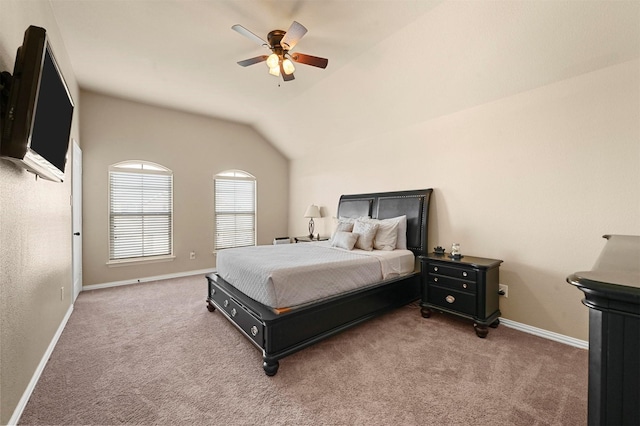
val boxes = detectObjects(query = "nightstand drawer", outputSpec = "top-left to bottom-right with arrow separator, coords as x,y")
429,263 -> 477,281
429,274 -> 477,293
429,285 -> 476,316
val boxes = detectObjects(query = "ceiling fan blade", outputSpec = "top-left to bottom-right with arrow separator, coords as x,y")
231,24 -> 269,48
280,21 -> 307,50
280,61 -> 295,82
237,55 -> 268,67
290,52 -> 328,69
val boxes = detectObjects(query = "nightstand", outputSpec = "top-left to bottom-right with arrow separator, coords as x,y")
294,236 -> 329,243
419,253 -> 502,338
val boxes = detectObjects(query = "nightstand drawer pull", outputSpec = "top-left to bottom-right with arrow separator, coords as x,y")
462,272 -> 468,277
251,326 -> 258,336
433,266 -> 439,272
223,300 -> 229,308
231,308 -> 237,317
434,277 -> 439,282
463,283 -> 467,289
446,295 -> 455,304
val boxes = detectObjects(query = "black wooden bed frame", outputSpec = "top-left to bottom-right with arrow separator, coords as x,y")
206,188 -> 433,375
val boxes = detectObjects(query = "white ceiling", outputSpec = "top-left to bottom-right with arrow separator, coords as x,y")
50,0 -> 639,160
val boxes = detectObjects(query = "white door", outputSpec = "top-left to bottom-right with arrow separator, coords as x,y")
72,140 -> 82,302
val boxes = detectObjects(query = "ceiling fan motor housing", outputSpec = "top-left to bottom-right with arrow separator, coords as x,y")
267,30 -> 287,53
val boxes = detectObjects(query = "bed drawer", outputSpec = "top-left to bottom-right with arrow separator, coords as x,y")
209,284 -> 264,347
428,285 -> 476,316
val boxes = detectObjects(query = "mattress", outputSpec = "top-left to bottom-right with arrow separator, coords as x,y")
215,241 -> 415,310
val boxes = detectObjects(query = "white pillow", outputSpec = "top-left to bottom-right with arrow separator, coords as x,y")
352,220 -> 379,251
363,215 -> 407,250
330,231 -> 358,250
372,220 -> 398,251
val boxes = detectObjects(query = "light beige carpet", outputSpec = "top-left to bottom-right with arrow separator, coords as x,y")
19,275 -> 587,425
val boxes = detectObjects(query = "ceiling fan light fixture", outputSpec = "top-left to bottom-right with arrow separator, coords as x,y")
268,66 -> 280,77
266,53 -> 280,69
282,59 -> 295,75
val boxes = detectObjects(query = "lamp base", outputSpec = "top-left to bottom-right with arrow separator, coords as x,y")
308,218 -> 315,239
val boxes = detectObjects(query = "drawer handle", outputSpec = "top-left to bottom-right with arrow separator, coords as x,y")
251,326 -> 258,336
434,277 -> 439,282
223,300 -> 229,308
210,288 -> 216,296
445,295 -> 455,304
463,283 -> 467,289
434,266 -> 439,272
462,272 -> 468,277
231,308 -> 237,317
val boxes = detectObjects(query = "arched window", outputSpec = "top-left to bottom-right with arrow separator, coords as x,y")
108,161 -> 173,262
214,170 -> 256,250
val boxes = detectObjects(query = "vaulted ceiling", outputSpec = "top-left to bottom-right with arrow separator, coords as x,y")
50,0 -> 639,159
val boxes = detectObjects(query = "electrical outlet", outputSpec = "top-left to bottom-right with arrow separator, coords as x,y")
499,284 -> 508,298
190,251 -> 196,260
60,287 -> 64,301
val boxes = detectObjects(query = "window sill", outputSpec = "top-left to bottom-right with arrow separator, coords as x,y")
107,255 -> 176,267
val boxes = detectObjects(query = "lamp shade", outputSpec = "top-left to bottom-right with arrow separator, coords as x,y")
304,204 -> 321,218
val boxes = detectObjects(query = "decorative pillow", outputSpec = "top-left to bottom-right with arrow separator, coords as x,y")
330,231 -> 358,250
352,220 -> 379,251
330,216 -> 369,241
330,218 -> 355,241
372,220 -> 399,251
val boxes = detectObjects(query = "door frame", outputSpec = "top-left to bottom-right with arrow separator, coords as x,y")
72,139 -> 82,302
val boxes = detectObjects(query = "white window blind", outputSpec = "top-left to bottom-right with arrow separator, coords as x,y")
109,162 -> 173,261
215,171 -> 256,250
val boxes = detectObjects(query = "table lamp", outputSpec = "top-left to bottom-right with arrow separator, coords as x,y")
304,205 -> 321,238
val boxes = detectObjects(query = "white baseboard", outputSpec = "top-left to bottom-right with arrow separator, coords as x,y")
82,268 -> 216,291
500,317 -> 588,349
8,304 -> 74,426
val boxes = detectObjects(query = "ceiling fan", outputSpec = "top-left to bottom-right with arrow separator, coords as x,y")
232,21 -> 328,82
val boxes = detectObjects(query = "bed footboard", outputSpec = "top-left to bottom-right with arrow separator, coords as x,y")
207,272 -> 420,375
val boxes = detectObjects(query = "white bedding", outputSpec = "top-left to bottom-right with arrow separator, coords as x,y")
216,241 -> 415,311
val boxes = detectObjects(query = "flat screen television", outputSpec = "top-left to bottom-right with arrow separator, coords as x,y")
0,25 -> 75,182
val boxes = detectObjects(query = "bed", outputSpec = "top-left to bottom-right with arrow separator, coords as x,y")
206,188 -> 433,375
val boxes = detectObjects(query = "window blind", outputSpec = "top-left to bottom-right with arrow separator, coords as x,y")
215,178 -> 255,249
109,170 -> 173,260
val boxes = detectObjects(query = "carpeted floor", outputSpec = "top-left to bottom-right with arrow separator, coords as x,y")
19,275 -> 588,425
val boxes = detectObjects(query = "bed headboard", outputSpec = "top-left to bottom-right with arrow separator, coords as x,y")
336,189 -> 433,256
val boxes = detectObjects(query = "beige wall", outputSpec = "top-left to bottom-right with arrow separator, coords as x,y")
289,60 -> 640,342
80,91 -> 289,286
0,1 -> 81,424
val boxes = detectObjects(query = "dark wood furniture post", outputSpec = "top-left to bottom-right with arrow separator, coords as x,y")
567,234 -> 640,426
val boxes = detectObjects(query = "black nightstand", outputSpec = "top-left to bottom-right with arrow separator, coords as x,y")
419,253 -> 503,338
294,236 -> 329,243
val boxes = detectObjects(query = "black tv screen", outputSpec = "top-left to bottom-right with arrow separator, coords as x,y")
0,25 -> 75,182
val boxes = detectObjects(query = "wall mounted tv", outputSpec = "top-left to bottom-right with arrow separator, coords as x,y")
0,25 -> 75,182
